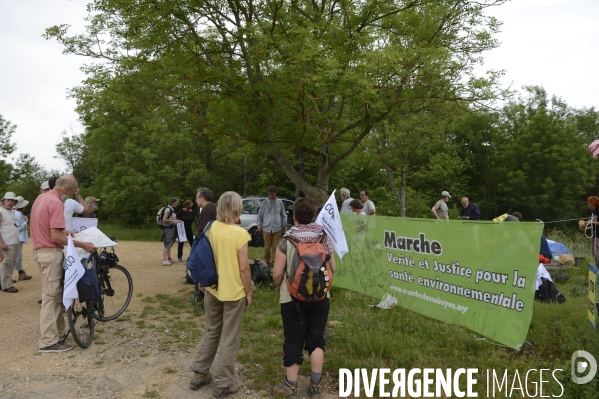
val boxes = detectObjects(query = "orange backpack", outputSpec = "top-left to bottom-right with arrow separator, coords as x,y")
286,234 -> 333,302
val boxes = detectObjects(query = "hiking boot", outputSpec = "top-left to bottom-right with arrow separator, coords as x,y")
189,371 -> 212,390
213,382 -> 240,398
19,271 -> 32,280
309,379 -> 322,396
272,380 -> 297,398
162,260 -> 172,266
3,287 -> 19,293
39,342 -> 73,353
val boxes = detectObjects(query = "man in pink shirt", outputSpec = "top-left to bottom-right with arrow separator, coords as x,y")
30,175 -> 96,353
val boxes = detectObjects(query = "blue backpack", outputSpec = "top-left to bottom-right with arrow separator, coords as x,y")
186,220 -> 218,289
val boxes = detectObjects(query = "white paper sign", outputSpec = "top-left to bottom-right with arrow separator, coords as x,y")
63,236 -> 85,310
314,190 -> 349,260
66,226 -> 118,261
177,222 -> 187,242
70,217 -> 98,234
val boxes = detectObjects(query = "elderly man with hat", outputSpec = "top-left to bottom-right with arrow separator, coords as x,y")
0,192 -> 21,293
83,196 -> 101,219
40,181 -> 50,194
431,191 -> 451,220
14,196 -> 33,281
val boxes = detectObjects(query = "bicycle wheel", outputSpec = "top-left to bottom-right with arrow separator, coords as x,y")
67,298 -> 95,348
96,265 -> 133,321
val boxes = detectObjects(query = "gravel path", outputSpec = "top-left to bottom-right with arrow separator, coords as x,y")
0,241 -> 335,399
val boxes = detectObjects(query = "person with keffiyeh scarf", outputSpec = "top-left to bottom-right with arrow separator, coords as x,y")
271,198 -> 335,397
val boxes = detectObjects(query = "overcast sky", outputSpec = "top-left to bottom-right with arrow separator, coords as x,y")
0,0 -> 598,172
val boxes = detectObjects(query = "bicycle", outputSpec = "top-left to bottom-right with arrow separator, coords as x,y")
66,242 -> 133,348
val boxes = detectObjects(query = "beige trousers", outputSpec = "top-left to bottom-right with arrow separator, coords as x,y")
0,244 -> 17,289
263,230 -> 283,264
191,291 -> 246,388
34,248 -> 66,348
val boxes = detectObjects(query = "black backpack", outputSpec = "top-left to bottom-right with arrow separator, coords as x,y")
250,259 -> 272,286
250,229 -> 264,247
535,277 -> 566,303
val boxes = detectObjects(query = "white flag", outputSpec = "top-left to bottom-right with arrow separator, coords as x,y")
315,190 -> 349,260
177,221 -> 187,242
63,235 -> 85,310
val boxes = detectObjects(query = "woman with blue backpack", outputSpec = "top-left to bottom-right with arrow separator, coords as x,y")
189,191 -> 252,398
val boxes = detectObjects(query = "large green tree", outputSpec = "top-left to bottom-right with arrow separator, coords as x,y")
46,0 -> 505,206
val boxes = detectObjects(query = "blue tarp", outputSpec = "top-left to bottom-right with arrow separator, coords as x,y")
546,240 -> 572,256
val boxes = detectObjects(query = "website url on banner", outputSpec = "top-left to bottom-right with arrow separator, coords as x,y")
390,285 -> 469,314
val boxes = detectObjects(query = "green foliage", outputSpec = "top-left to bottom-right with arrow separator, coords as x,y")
45,0 -> 503,210
0,114 -> 17,159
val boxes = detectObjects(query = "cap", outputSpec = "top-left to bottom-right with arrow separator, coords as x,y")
2,192 -> 18,201
85,196 -> 101,203
441,191 -> 451,198
40,181 -> 50,190
15,196 -> 29,209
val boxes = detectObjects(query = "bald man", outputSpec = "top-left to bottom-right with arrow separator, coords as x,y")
30,175 -> 96,353
459,197 -> 481,220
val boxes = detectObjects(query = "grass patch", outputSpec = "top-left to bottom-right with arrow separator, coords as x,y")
140,352 -> 149,357
164,367 -> 176,374
100,223 -> 161,242
95,339 -> 106,345
94,360 -> 104,365
141,390 -> 159,398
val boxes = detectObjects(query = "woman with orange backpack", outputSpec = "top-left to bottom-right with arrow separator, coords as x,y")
272,198 -> 335,397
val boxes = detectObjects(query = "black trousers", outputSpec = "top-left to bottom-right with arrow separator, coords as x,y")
177,224 -> 194,259
280,298 -> 329,367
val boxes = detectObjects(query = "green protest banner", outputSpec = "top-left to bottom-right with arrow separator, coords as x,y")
335,215 -> 543,349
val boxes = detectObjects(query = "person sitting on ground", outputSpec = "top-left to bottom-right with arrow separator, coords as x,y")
272,198 -> 336,397
189,191 -> 252,397
349,199 -> 366,215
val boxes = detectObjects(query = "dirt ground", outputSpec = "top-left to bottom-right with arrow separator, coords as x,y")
0,241 -> 335,399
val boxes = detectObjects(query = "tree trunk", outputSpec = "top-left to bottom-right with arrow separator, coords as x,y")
384,164 -> 403,216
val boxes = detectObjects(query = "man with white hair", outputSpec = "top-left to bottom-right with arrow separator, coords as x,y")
0,192 -> 21,293
83,196 -> 101,219
31,175 -> 96,352
339,188 -> 353,214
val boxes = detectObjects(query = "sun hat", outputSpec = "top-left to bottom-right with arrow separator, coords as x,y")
441,191 -> 451,198
40,181 -> 50,190
15,196 -> 29,209
2,192 -> 18,201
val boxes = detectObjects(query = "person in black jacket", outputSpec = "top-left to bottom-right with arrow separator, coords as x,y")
176,200 -> 195,262
459,197 -> 481,220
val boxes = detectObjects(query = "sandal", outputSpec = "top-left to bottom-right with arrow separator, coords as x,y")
3,287 -> 19,293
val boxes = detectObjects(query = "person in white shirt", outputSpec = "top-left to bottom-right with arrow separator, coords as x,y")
339,188 -> 353,214
359,190 -> 376,215
63,189 -> 92,232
